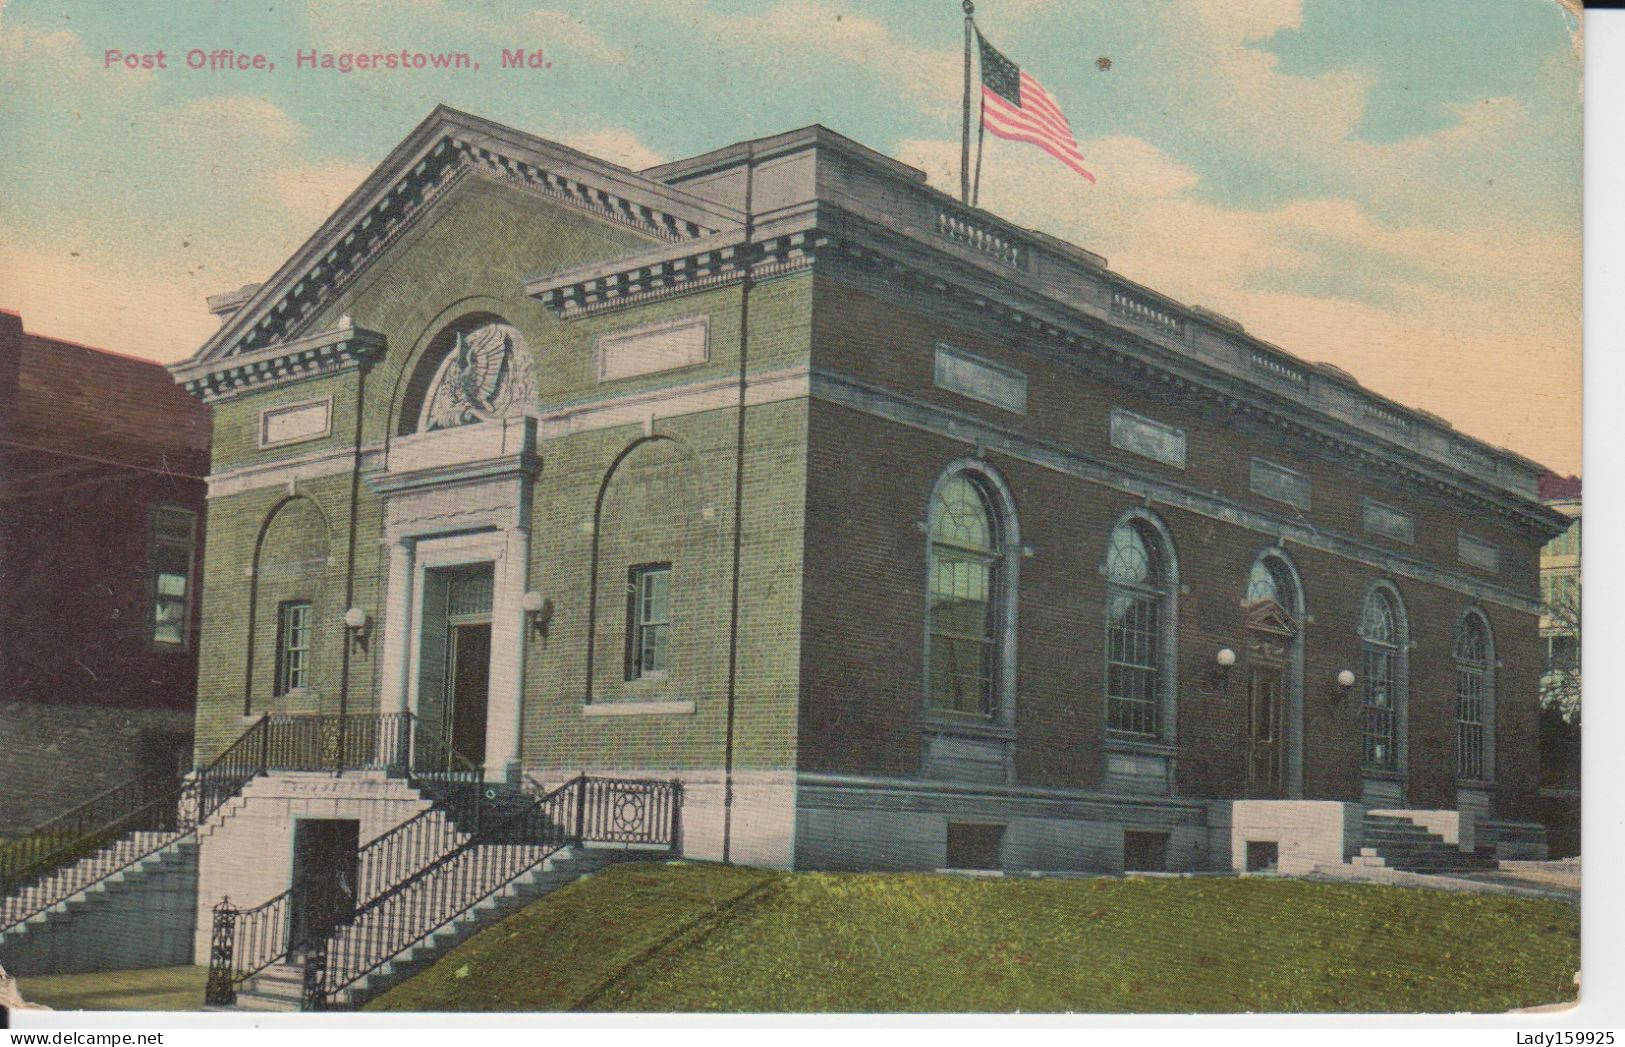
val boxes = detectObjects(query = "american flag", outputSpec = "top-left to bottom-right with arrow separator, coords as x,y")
978,32 -> 1095,184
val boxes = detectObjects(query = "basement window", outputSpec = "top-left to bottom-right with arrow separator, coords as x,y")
1123,830 -> 1170,872
1245,840 -> 1280,873
946,823 -> 1004,871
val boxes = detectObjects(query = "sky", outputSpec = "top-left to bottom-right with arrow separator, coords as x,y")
0,0 -> 1583,474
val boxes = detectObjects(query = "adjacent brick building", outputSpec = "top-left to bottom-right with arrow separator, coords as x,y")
168,106 -> 1565,891
0,311 -> 208,831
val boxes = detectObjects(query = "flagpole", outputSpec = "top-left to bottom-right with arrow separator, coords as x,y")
960,0 -> 975,205
972,94 -> 986,207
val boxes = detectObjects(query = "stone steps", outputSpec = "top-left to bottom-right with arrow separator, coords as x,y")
1357,813 -> 1500,874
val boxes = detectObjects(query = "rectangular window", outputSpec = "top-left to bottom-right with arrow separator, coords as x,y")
1110,408 -> 1186,468
275,600 -> 312,696
928,549 -> 998,717
626,564 -> 672,680
1457,664 -> 1486,780
933,344 -> 1027,414
945,823 -> 1004,870
149,506 -> 197,648
1106,591 -> 1161,737
1361,498 -> 1414,544
1249,458 -> 1311,510
1123,830 -> 1170,872
1458,533 -> 1500,572
1362,644 -> 1397,769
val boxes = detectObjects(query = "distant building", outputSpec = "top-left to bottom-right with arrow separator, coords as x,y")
1537,473 -> 1580,718
0,311 -> 209,831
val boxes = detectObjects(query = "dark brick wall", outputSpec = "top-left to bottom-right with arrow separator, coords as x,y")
800,276 -> 1545,811
0,701 -> 193,832
0,312 -> 209,714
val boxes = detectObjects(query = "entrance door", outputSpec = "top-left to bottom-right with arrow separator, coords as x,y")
288,819 -> 360,954
446,622 -> 491,766
1247,666 -> 1285,797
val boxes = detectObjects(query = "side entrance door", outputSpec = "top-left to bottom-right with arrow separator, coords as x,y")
1246,665 -> 1285,798
288,818 -> 360,954
446,621 -> 492,766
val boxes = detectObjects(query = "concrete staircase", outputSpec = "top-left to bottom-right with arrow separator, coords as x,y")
1,831 -> 178,931
0,838 -> 200,975
1349,813 -> 1499,874
225,846 -> 616,1011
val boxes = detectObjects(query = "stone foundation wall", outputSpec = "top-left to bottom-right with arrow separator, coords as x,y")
0,702 -> 192,833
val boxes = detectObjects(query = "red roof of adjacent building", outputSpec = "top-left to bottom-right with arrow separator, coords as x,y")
1,310 -> 209,474
1538,472 -> 1581,502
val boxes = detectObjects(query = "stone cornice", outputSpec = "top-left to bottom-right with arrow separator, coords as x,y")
526,229 -> 824,318
525,210 -> 1563,539
169,319 -> 387,403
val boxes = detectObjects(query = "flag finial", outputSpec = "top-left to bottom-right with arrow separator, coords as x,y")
963,0 -> 975,15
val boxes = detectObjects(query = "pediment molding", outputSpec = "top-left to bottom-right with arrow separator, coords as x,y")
186,106 -> 740,366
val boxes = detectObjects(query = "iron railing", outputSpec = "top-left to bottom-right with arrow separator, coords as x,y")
4,712 -> 479,935
203,719 -> 485,1006
298,775 -> 680,1010
1,714 -> 274,909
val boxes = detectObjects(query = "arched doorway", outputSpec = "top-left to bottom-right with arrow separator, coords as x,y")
1243,553 -> 1303,798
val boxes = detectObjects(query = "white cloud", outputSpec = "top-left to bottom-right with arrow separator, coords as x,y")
557,128 -> 665,171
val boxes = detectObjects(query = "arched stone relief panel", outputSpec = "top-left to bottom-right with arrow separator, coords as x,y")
395,310 -> 538,436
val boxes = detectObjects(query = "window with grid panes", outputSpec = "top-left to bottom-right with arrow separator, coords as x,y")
626,564 -> 671,680
1105,521 -> 1166,738
1455,614 -> 1489,780
275,600 -> 312,696
926,474 -> 1003,718
1360,590 -> 1401,769
149,506 -> 196,648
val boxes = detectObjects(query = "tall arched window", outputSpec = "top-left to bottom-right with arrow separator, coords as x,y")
926,470 -> 1011,719
1359,587 -> 1405,770
1105,515 -> 1174,739
1455,611 -> 1493,781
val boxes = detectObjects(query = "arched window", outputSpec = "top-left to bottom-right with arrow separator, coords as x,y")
926,470 -> 1011,718
1359,587 -> 1406,770
1455,611 -> 1493,781
1105,516 -> 1174,738
1246,559 -> 1287,607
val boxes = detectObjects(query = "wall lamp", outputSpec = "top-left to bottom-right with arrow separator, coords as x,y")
1203,647 -> 1237,693
344,606 -> 371,654
1332,668 -> 1356,701
522,590 -> 553,641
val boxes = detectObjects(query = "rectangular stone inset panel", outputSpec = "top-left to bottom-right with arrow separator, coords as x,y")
1457,533 -> 1500,572
933,343 -> 1027,414
1361,498 -> 1415,544
1249,457 -> 1312,510
259,397 -> 332,448
1110,408 -> 1186,468
595,316 -> 709,383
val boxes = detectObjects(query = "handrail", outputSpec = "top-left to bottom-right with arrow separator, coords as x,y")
203,714 -> 487,1005
300,775 -> 681,1010
6,712 -> 466,937
1,715 -> 271,902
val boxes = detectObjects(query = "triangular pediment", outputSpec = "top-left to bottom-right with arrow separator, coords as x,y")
1244,598 -> 1297,636
187,105 -> 744,366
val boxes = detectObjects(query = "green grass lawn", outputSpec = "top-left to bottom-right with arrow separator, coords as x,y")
365,861 -> 1579,1014
12,967 -> 209,1012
